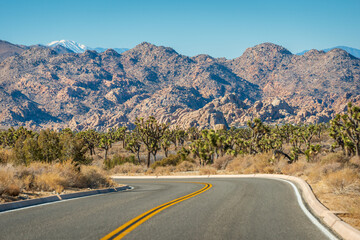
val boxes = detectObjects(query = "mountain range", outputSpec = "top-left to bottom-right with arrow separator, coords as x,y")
0,40 -> 129,62
0,39 -> 359,131
47,40 -> 129,54
297,46 -> 360,59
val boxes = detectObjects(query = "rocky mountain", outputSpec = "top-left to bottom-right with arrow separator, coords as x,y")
297,46 -> 360,59
0,40 -> 359,130
0,40 -> 28,62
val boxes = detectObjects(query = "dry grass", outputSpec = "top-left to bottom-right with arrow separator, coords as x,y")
0,161 -> 114,201
151,166 -> 175,176
111,163 -> 145,175
0,167 -> 21,197
78,165 -> 114,189
320,151 -> 348,164
198,166 -> 217,175
0,149 -> 12,164
225,153 -> 283,174
299,154 -> 360,230
281,160 -> 309,177
34,173 -> 65,193
175,161 -> 196,172
324,168 -> 360,194
213,155 -> 233,170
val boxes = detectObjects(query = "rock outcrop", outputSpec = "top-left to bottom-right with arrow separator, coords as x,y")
0,40 -> 359,130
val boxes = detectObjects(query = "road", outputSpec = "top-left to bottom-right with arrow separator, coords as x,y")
0,178 -> 337,240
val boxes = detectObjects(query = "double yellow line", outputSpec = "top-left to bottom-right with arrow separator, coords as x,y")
101,182 -> 212,240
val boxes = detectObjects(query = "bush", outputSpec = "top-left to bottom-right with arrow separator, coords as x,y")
0,149 -> 11,164
281,160 -> 308,176
78,165 -> 114,189
320,152 -> 348,164
199,166 -> 217,175
104,154 -> 136,169
152,166 -> 174,176
325,168 -> 360,194
175,161 -> 196,172
34,173 -> 65,193
225,153 -> 274,174
0,167 -> 21,197
213,155 -> 234,170
111,163 -> 145,175
4,184 -> 20,196
151,154 -> 184,169
0,161 -> 114,198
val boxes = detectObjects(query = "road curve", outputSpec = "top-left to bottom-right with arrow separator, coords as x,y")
0,178 -> 337,240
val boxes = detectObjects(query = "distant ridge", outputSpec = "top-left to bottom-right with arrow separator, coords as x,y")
0,40 -> 27,62
297,46 -> 360,58
47,40 -> 129,54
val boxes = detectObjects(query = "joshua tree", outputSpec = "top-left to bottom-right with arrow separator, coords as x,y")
135,116 -> 169,167
125,130 -> 142,164
99,129 -> 116,160
330,102 -> 360,157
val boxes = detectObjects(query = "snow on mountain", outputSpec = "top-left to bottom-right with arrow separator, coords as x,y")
47,40 -> 87,53
47,40 -> 129,54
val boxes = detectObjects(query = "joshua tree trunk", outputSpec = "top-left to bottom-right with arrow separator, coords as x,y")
273,149 -> 292,163
137,151 -> 141,164
147,152 -> 151,168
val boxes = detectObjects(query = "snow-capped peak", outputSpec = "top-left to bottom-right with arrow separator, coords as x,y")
47,40 -> 129,54
47,40 -> 88,53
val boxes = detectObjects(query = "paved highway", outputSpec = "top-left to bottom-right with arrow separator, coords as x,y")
0,178 -> 337,240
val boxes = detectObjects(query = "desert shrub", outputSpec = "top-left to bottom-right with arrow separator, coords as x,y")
4,160 -> 114,193
225,156 -> 251,173
145,168 -> 154,175
349,156 -> 360,167
14,161 -> 77,190
244,154 -> 273,174
151,154 -> 186,169
53,160 -> 79,187
224,153 -> 274,174
0,149 -> 12,164
320,152 -> 348,164
34,172 -> 65,193
320,162 -> 343,175
325,168 -> 360,194
213,155 -> 234,170
175,161 -> 196,172
111,163 -> 145,175
281,160 -> 308,176
0,167 -> 21,196
262,166 -> 277,174
199,166 -> 217,175
77,165 -> 114,189
104,154 -> 136,169
4,184 -> 20,196
152,166 -> 174,176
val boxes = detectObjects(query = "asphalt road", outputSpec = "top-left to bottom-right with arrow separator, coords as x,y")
0,178 -> 337,240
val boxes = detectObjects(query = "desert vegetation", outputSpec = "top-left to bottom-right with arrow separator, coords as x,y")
0,102 -> 359,229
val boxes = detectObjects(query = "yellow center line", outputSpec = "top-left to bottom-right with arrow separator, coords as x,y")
101,182 -> 212,240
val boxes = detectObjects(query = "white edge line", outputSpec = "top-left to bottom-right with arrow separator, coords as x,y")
278,178 -> 338,240
0,187 -> 134,215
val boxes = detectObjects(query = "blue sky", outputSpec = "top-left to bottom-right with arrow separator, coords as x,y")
0,0 -> 359,58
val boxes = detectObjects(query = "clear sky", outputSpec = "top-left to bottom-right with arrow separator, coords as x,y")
0,0 -> 359,59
